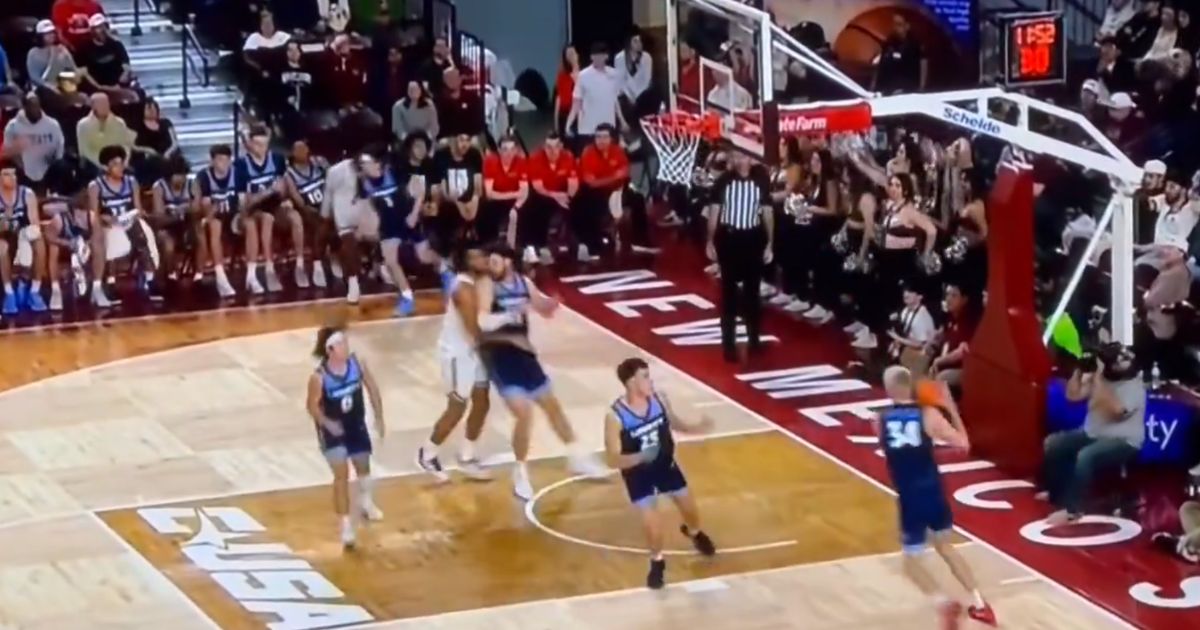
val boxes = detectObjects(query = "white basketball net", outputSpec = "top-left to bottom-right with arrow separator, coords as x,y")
640,118 -> 704,186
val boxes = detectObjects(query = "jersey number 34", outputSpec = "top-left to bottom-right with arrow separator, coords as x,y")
886,419 -> 923,449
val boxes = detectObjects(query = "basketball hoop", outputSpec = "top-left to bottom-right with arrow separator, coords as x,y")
640,111 -> 722,186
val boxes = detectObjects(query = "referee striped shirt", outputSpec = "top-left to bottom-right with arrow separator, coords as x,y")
715,166 -> 769,230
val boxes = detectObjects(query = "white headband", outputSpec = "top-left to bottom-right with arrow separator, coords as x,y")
325,331 -> 346,351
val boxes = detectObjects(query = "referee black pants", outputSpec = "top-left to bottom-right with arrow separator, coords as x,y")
715,225 -> 766,356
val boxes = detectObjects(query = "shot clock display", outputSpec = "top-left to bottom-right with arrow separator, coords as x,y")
1004,12 -> 1066,86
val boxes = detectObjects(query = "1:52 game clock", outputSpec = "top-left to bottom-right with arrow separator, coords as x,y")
1004,12 -> 1066,87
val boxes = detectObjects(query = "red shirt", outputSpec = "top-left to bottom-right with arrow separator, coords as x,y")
483,153 -> 528,194
579,145 -> 629,192
554,69 -> 575,114
52,0 -> 102,50
327,51 -> 367,107
528,148 -> 577,194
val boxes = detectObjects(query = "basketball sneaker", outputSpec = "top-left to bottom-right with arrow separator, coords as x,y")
25,284 -> 48,312
967,603 -> 997,626
312,263 -> 328,288
360,500 -> 384,522
1,290 -> 16,315
646,558 -> 666,590
567,453 -> 608,479
512,464 -> 534,501
294,263 -> 310,289
457,456 -> 493,481
416,447 -> 450,483
264,264 -> 283,292
681,525 -> 716,556
340,516 -> 356,549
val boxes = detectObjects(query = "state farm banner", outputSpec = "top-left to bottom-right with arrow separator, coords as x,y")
736,101 -> 873,138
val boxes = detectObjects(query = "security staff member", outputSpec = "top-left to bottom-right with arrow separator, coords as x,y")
706,150 -> 773,363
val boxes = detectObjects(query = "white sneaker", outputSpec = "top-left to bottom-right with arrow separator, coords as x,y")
457,456 -> 494,481
843,321 -> 867,335
379,264 -> 395,286
577,244 -> 598,262
512,465 -> 534,501
360,500 -> 384,522
346,277 -> 361,305
92,287 -> 113,308
340,518 -> 356,548
523,245 -> 538,264
312,263 -> 327,288
246,273 -> 265,295
759,284 -> 777,298
330,260 -> 344,280
264,265 -> 283,292
49,284 -> 63,311
784,299 -> 811,313
415,446 -> 450,483
538,247 -> 553,265
215,270 -> 236,298
769,292 -> 793,306
802,305 -> 833,324
567,453 -> 609,479
294,263 -> 310,289
850,330 -> 878,350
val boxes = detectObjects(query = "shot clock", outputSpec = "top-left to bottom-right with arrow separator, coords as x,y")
1003,12 -> 1066,86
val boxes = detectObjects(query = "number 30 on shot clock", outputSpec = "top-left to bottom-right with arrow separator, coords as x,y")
1004,12 -> 1066,87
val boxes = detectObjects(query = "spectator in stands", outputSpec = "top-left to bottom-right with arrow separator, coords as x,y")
1096,36 -> 1137,95
52,0 -> 103,51
392,81 -> 438,145
568,44 -> 625,148
526,131 -> 577,265
481,135 -> 528,248
1041,343 -> 1146,526
327,34 -> 368,111
1141,3 -> 1181,64
554,45 -> 580,137
1100,92 -> 1146,151
1151,469 -> 1200,564
244,10 -> 292,52
1143,50 -> 1197,123
435,68 -> 481,140
3,93 -> 65,192
872,13 -> 926,94
431,132 -> 482,248
0,42 -> 16,90
419,36 -> 455,94
614,32 -> 652,125
678,40 -> 702,104
930,282 -> 979,392
1178,7 -> 1198,54
131,99 -> 179,186
1136,169 -> 1197,301
887,282 -> 936,376
76,92 -> 134,175
1119,0 -> 1163,58
1097,0 -> 1139,44
575,123 -> 628,262
273,41 -> 315,138
374,44 -> 408,123
76,15 -> 133,91
27,20 -> 82,94
707,71 -> 753,112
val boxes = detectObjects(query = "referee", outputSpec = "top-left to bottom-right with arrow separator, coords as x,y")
706,150 -> 773,363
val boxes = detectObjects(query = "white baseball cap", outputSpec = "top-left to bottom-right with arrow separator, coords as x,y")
35,20 -> 55,35
88,14 -> 108,28
1144,159 -> 1167,176
1109,92 -> 1136,109
1081,79 -> 1100,94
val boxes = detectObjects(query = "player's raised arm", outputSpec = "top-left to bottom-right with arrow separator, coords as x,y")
658,391 -> 712,434
523,276 -> 559,317
922,405 -> 968,450
358,357 -> 386,440
605,409 -> 653,470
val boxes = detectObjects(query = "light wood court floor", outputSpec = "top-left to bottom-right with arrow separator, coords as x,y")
0,304 -> 1123,629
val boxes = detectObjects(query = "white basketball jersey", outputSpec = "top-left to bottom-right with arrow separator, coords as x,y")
438,273 -> 476,356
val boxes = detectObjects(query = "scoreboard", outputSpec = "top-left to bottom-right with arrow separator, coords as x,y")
1002,12 -> 1067,86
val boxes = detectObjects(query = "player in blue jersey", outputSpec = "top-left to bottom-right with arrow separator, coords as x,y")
876,366 -> 996,629
605,357 -> 716,589
87,145 -> 161,306
43,191 -> 92,310
358,152 -> 438,317
476,244 -> 606,500
234,126 -> 309,294
306,324 -> 387,549
148,157 -> 200,285
0,158 -> 48,315
283,140 -> 332,289
193,144 -> 239,298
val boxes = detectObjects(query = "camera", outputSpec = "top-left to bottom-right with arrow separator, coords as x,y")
1078,353 -> 1098,373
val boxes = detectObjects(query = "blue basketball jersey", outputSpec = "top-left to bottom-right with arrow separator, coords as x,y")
0,185 -> 32,228
287,162 -> 326,207
154,179 -> 192,219
489,275 -> 531,337
878,404 -> 940,489
318,355 -> 365,427
197,166 -> 237,214
236,152 -> 286,195
360,170 -> 402,217
94,175 -> 137,217
614,394 -> 675,465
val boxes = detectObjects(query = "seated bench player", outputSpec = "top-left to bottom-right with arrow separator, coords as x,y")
0,158 -> 49,315
87,145 -> 161,306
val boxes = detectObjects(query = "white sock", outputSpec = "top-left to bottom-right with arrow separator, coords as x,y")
422,438 -> 437,453
143,271 -> 153,283
358,474 -> 375,504
91,279 -> 102,291
515,461 -> 529,476
247,262 -> 258,276
459,439 -> 476,461
972,590 -> 985,608
651,552 -> 664,561
3,282 -> 12,294
297,256 -> 305,266
348,276 -> 360,291
401,288 -> 413,300
30,280 -> 42,292
340,514 -> 353,533
51,281 -> 61,292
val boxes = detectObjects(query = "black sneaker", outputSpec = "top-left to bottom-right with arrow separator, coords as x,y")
143,278 -> 164,302
646,558 -> 666,590
682,525 -> 716,556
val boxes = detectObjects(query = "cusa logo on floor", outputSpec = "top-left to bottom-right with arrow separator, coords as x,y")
136,506 -> 373,629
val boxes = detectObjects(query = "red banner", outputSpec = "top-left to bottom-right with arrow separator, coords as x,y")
776,101 -> 873,135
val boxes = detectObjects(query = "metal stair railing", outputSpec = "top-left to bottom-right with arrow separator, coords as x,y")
178,15 -> 212,109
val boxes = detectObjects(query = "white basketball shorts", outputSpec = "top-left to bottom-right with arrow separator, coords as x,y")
440,351 -> 488,401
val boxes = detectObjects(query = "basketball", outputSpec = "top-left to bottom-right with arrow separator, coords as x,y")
915,378 -> 946,408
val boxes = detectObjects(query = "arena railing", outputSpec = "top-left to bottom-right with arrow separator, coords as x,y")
131,0 -> 160,37
178,14 -> 211,110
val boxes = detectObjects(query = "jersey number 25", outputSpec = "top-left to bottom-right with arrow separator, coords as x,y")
638,431 -> 660,451
886,419 -> 923,449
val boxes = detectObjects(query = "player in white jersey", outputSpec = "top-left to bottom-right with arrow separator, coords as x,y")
321,155 -> 379,304
416,244 -> 494,481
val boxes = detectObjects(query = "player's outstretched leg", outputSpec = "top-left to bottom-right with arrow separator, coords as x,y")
507,396 -> 538,500
535,391 -> 607,478
351,454 -> 382,522
325,451 -> 355,549
419,394 -> 468,482
636,499 -> 667,589
900,544 -> 963,630
457,385 -> 492,480
931,531 -> 996,626
670,490 -> 716,556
